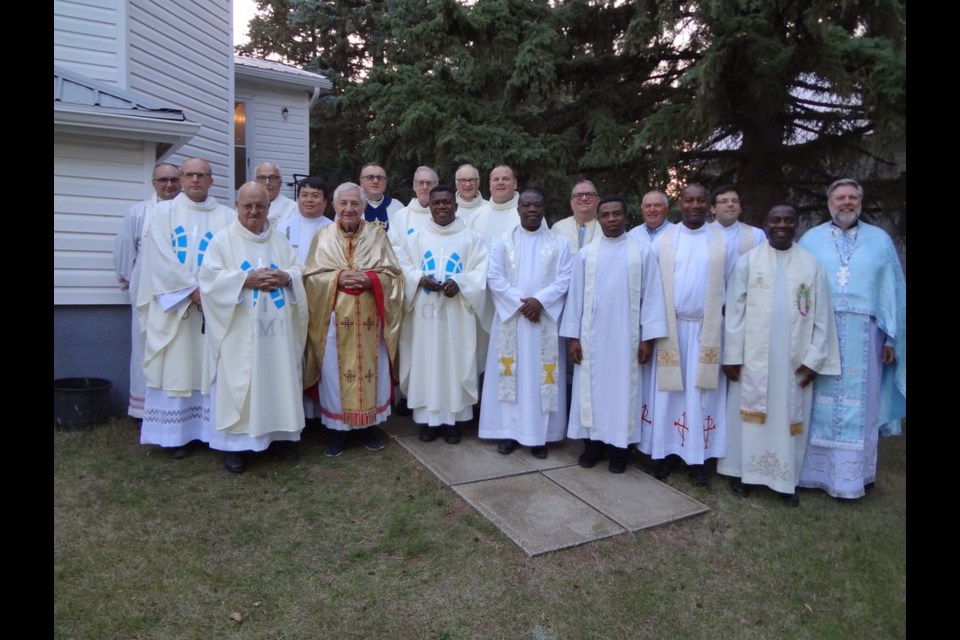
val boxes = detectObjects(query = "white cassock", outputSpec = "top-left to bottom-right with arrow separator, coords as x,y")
551,216 -> 599,255
640,224 -> 730,465
136,193 -> 234,447
114,194 -> 159,418
387,199 -> 432,256
456,192 -> 487,213
276,213 -> 333,264
716,220 -> 766,283
479,225 -> 573,445
198,220 -> 309,452
561,233 -> 668,448
398,218 -> 488,426
718,243 -> 840,493
275,212 -> 333,419
267,193 -> 298,226
466,193 -> 523,372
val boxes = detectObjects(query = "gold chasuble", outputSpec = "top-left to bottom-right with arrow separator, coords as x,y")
303,221 -> 403,426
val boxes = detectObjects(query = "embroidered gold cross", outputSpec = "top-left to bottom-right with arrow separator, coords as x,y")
343,369 -> 356,383
364,369 -> 375,383
362,317 -> 376,331
339,316 -> 355,330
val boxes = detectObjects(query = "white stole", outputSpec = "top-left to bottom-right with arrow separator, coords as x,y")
656,224 -> 726,391
496,227 -> 560,412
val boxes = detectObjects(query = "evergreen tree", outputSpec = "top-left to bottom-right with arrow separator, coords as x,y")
238,0 -> 905,230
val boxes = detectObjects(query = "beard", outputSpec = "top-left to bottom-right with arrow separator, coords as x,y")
830,208 -> 860,229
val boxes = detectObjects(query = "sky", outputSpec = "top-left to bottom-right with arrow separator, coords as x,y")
233,0 -> 257,47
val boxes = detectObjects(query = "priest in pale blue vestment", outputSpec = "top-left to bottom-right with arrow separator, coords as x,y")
797,178 -> 906,500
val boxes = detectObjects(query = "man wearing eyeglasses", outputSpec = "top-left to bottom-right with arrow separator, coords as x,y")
454,164 -> 487,213
709,184 -> 765,282
113,162 -> 181,420
359,162 -> 403,230
136,158 -> 235,460
386,166 -> 439,254
552,180 -> 600,254
254,162 -> 298,226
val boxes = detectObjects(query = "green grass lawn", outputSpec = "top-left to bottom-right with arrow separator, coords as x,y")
54,418 -> 905,639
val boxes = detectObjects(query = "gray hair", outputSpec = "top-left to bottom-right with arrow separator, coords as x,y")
642,190 -> 669,207
414,166 -> 439,185
333,182 -> 367,206
826,178 -> 863,199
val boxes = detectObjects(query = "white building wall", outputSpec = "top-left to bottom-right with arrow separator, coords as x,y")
240,83 -> 311,200
127,0 -> 234,202
54,134 -> 153,305
54,0 -> 124,85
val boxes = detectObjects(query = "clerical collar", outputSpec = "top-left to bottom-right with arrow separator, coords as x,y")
367,196 -> 384,208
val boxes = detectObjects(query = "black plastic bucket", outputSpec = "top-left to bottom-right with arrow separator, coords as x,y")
54,378 -> 113,428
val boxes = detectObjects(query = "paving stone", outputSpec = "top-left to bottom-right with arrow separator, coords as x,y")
453,473 -> 625,556
543,465 -> 709,531
395,430 -> 576,484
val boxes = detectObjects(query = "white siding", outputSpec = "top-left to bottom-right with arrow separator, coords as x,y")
127,0 -> 234,201
54,0 -> 123,85
54,134 -> 152,305
241,83 -> 311,200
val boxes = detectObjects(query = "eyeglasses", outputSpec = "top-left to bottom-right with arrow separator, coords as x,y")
572,192 -> 598,200
255,175 -> 282,183
456,177 -> 479,184
414,180 -> 437,187
183,172 -> 211,180
153,177 -> 181,184
361,174 -> 386,182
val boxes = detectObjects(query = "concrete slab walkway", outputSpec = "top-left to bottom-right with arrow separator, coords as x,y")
384,416 -> 708,556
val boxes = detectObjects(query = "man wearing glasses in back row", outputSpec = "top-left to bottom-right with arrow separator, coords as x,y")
254,162 -> 298,226
359,162 -> 403,230
114,162 -> 182,420
552,180 -> 600,255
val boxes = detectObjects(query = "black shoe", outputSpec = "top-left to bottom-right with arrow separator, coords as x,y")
170,444 -> 190,460
270,441 -> 299,461
325,431 -> 349,457
223,452 -> 245,474
530,445 -> 548,459
608,447 -> 628,473
419,426 -> 438,442
782,491 -> 800,507
578,440 -> 607,468
394,398 -> 412,416
688,464 -> 710,487
444,425 -> 462,445
497,439 -> 518,455
728,477 -> 751,497
358,427 -> 385,451
652,456 -> 677,480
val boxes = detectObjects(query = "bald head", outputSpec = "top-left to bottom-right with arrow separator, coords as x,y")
254,162 -> 284,201
236,182 -> 270,234
180,158 -> 214,203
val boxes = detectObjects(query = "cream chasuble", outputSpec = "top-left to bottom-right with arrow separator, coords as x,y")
199,220 -> 309,437
397,218 -> 488,425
